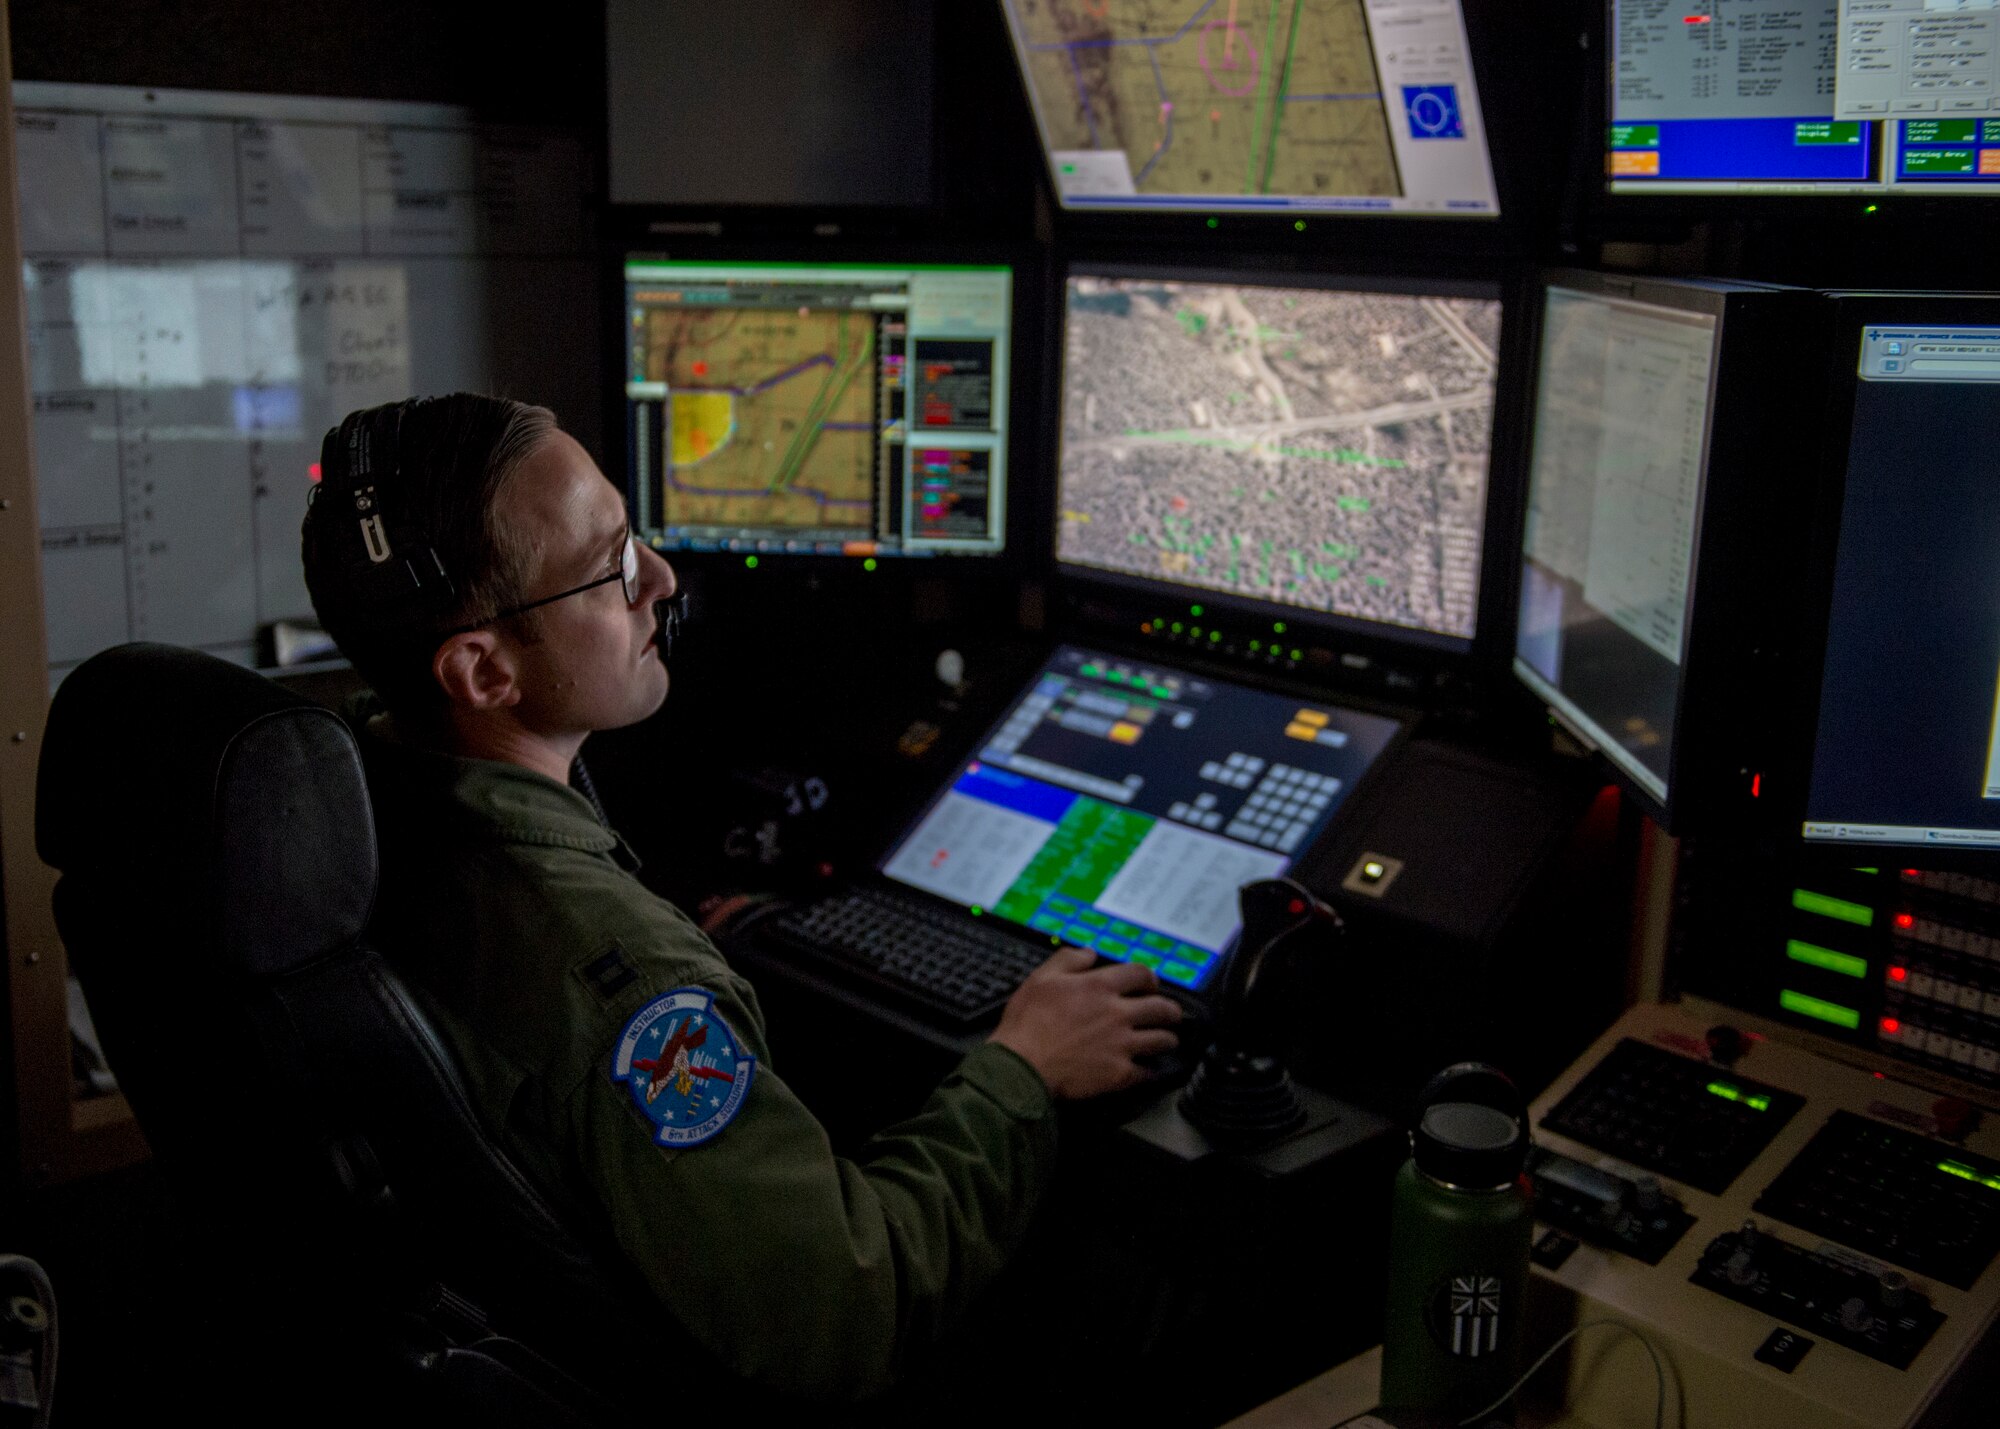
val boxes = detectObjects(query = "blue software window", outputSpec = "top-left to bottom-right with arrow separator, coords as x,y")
1608,117 -> 1875,184
1897,119 -> 2000,184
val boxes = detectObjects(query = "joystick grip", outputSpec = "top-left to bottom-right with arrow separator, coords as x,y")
1179,878 -> 1342,1145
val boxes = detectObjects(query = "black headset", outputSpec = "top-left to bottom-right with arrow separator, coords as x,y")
308,399 -> 459,628
308,398 -> 691,658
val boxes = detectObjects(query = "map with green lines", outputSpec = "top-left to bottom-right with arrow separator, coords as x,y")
1003,0 -> 1400,205
1056,276 -> 1500,639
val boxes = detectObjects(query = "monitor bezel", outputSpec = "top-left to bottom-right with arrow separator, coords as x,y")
1590,1 -> 2000,234
1791,290 -> 2000,875
610,236 -> 1047,576
1044,250 -> 1527,680
1510,269 -> 1742,832
994,0 -> 1514,230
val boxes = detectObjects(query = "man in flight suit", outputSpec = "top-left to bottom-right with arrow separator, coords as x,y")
299,393 -> 1182,1407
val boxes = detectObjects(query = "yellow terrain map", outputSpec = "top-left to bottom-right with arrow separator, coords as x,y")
642,307 -> 876,531
1009,0 -> 1401,201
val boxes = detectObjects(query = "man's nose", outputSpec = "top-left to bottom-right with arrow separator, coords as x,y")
638,542 -> 677,602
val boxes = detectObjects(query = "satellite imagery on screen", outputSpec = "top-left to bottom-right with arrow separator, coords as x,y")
1056,276 -> 1499,640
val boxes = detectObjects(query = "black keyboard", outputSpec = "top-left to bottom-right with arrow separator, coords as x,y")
1539,1039 -> 1804,1194
1755,1110 -> 2000,1290
762,887 -> 1053,1027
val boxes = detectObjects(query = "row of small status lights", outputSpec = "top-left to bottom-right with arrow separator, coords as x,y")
1139,604 -> 1305,663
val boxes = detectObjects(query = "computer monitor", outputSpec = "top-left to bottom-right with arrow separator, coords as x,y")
878,644 -> 1403,993
999,0 -> 1500,218
1605,0 -> 2000,199
621,256 -> 1015,559
1052,263 -> 1504,654
1512,271 -> 1820,832
1802,294 -> 2000,856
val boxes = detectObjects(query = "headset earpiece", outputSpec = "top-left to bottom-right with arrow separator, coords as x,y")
314,400 -> 458,624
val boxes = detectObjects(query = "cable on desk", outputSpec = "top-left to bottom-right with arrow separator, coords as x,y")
1456,1318 -> 1670,1429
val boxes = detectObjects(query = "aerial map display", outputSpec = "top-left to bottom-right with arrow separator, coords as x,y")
639,304 -> 877,534
1000,0 -> 1500,216
1055,274 -> 1500,642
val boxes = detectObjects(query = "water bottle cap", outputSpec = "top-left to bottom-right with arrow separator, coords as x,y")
1414,1100 -> 1526,1188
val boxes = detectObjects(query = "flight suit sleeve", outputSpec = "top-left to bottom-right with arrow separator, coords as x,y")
564,963 -> 1058,1402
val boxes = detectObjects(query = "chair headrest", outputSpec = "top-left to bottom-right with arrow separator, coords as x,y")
37,643 -> 377,977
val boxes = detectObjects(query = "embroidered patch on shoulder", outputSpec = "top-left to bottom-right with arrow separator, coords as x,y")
609,987 -> 755,1148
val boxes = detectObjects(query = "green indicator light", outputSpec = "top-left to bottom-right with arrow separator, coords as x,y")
1273,621 -> 1287,634
1779,988 -> 1861,1030
1792,889 -> 1875,926
1171,623 -> 1184,634
1206,217 -> 1219,229
1865,203 -> 1880,214
1190,627 -> 1202,638
863,557 -> 877,571
1293,219 -> 1306,232
1109,670 -> 1130,682
1938,1161 -> 2000,1192
1209,630 -> 1221,642
1705,1082 -> 1770,1111
1290,648 -> 1303,661
1249,640 -> 1262,651
1061,163 -> 1078,174
1152,686 -> 1173,698
1786,939 -> 1869,979
744,555 -> 759,569
1855,867 -> 1879,875
969,906 -> 983,917
1191,605 -> 1204,617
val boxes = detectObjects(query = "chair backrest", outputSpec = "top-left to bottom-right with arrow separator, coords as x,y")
33,644 -> 666,1418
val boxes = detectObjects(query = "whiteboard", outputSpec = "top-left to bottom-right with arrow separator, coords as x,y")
14,83 -> 600,680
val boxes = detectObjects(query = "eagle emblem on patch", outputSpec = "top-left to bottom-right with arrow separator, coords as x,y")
610,988 -> 755,1147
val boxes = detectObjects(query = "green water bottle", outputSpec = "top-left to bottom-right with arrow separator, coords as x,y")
1378,1063 -> 1534,1419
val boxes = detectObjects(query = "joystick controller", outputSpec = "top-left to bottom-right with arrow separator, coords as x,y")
1179,877 -> 1342,1144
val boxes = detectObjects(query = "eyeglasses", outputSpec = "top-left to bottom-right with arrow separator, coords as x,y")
441,531 -> 640,637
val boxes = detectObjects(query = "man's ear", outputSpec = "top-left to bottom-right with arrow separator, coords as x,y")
433,630 -> 522,711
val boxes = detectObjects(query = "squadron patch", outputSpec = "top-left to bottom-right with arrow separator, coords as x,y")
609,988 -> 754,1148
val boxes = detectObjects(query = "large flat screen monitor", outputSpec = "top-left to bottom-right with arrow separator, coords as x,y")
878,643 -> 1403,992
622,257 -> 1014,559
1053,264 -> 1503,653
1513,272 -> 1818,831
1803,296 -> 2000,854
1606,0 -> 2000,199
1000,0 -> 1500,218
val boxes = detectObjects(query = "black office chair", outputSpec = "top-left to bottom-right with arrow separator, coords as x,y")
33,643 -> 674,1425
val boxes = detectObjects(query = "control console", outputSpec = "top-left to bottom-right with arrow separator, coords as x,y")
1690,1222 -> 1945,1370
1522,999 -> 2000,1429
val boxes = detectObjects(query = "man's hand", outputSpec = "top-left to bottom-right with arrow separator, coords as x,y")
989,947 -> 1185,1100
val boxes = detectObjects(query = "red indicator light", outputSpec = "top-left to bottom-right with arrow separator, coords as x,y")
308,461 -> 322,483
1903,869 -> 1920,878
1882,1017 -> 1901,1035
1140,622 -> 1152,634
1890,966 -> 1908,982
1287,898 -> 1306,916
1684,13 -> 1712,22
1895,912 -> 1915,930
1750,773 -> 1762,798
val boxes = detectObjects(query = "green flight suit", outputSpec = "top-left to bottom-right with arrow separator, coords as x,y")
356,714 -> 1059,1403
